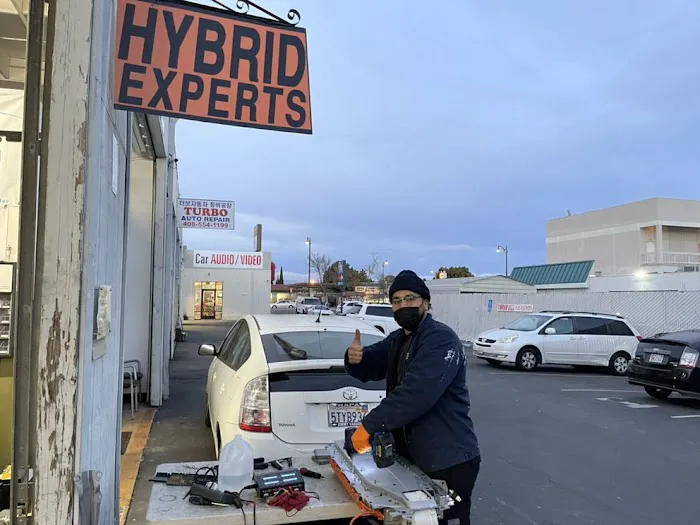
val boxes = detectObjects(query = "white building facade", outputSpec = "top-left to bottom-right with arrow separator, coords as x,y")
180,249 -> 273,320
546,198 -> 700,276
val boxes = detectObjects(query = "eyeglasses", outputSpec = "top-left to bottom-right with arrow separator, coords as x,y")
391,294 -> 423,306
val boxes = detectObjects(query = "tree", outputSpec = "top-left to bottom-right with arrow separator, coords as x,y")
323,262 -> 340,284
435,266 -> 474,279
276,267 -> 284,285
378,274 -> 395,291
349,267 -> 370,287
324,262 -> 370,290
310,253 -> 333,297
365,253 -> 383,282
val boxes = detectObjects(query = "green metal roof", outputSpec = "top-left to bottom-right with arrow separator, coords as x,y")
510,260 -> 594,286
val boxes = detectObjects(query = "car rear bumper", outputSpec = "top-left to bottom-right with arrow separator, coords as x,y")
627,362 -> 700,396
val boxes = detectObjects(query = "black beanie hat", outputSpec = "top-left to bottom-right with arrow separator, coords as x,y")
389,270 -> 431,301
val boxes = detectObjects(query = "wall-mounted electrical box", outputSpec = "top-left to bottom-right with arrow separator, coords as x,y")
93,285 -> 112,345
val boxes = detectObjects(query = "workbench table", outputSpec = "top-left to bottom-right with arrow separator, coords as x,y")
145,459 -> 360,525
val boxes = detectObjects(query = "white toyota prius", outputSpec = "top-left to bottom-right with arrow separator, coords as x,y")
199,314 -> 388,459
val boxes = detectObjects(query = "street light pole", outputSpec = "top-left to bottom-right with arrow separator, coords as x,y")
305,237 -> 312,286
382,260 -> 389,301
497,245 -> 509,276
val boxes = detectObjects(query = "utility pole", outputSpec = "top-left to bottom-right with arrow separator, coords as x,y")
497,245 -> 509,276
305,237 -> 312,287
382,260 -> 389,301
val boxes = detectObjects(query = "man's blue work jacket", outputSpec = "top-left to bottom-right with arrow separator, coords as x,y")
344,314 -> 480,473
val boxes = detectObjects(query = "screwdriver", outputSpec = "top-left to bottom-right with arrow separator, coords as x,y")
299,467 -> 323,479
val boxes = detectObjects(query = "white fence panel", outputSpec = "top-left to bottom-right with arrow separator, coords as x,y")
431,291 -> 700,341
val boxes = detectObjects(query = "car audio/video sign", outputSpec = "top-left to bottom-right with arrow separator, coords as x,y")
114,0 -> 312,134
178,198 -> 235,230
193,250 -> 264,269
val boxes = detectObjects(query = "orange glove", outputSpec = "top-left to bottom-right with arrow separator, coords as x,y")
351,425 -> 372,454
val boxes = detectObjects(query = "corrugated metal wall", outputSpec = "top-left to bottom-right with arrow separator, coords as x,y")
431,290 -> 700,341
75,0 -> 130,517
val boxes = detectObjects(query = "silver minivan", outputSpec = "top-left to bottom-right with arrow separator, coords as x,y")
472,310 -> 642,375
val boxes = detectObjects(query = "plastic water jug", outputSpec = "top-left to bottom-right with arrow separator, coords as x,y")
217,435 -> 254,493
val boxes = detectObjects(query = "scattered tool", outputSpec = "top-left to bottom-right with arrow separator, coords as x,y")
299,467 -> 323,479
344,427 -> 396,469
268,489 -> 318,512
252,456 -> 293,471
312,448 -> 331,465
149,471 -> 218,486
371,432 -> 395,468
188,483 -> 240,506
344,427 -> 356,455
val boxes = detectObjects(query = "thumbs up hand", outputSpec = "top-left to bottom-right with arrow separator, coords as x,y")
348,329 -> 364,365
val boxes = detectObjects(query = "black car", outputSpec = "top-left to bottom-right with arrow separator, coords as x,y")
627,330 -> 700,399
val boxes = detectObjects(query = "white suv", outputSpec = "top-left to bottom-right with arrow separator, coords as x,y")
295,296 -> 322,314
472,310 -> 642,375
345,303 -> 400,334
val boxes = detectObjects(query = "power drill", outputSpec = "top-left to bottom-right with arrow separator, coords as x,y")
344,427 -> 395,469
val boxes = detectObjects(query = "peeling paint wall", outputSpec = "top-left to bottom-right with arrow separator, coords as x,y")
72,0 -> 130,519
28,0 -> 182,519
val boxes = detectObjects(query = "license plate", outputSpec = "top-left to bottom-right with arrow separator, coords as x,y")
648,354 -> 664,364
327,403 -> 369,428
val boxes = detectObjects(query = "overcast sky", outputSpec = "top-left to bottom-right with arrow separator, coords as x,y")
175,0 -> 700,284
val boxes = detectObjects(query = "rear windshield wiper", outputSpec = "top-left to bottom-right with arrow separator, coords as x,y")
273,335 -> 308,360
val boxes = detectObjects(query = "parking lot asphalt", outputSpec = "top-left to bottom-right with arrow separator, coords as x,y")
127,320 -> 700,525
468,357 -> 700,525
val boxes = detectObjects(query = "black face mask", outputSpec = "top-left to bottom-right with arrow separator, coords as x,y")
393,307 -> 424,332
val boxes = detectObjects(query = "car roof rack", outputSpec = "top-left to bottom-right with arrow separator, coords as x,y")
538,310 -> 625,319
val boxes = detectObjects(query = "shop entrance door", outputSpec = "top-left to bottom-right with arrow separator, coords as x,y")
194,281 -> 224,320
201,289 -> 216,319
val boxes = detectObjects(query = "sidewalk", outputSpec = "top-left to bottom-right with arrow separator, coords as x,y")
122,321 -> 232,524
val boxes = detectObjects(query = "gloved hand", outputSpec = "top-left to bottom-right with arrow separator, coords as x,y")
351,424 -> 372,454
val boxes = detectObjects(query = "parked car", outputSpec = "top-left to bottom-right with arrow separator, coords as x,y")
198,314 -> 387,459
295,296 -> 322,314
345,303 -> 400,334
271,300 -> 294,310
472,310 -> 642,375
336,301 -> 362,314
337,304 -> 362,315
306,305 -> 334,316
627,330 -> 700,399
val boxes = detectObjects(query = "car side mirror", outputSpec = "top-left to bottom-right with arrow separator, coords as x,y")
545,327 -> 556,335
198,343 -> 217,356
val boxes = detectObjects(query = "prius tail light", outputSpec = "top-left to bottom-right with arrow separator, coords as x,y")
239,376 -> 272,433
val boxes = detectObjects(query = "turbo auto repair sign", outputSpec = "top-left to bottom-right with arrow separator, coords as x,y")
178,198 -> 234,230
113,0 -> 312,134
193,250 -> 263,269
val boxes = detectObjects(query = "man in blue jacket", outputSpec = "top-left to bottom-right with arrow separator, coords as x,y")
345,269 -> 481,525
